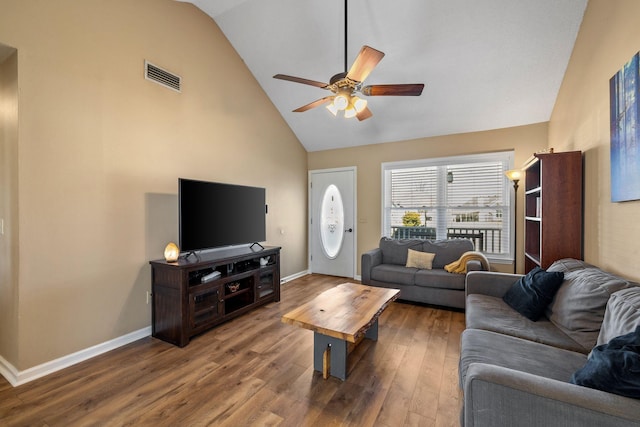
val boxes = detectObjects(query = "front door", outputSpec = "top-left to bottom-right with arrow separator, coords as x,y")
309,167 -> 356,278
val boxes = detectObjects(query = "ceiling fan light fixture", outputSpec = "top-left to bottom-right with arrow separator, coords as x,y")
333,93 -> 349,110
353,96 -> 367,113
273,0 -> 423,123
344,106 -> 357,119
326,102 -> 339,116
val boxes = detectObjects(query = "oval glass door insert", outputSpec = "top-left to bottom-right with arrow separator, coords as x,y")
320,184 -> 345,259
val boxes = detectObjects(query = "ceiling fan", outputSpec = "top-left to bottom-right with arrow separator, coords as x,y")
273,1 -> 424,121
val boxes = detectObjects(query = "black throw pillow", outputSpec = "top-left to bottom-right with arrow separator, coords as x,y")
502,267 -> 564,321
570,326 -> 640,398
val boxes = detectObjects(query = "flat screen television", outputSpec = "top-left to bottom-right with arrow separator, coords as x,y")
179,178 -> 266,252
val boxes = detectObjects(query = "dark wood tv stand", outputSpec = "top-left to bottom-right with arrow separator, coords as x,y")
149,245 -> 281,347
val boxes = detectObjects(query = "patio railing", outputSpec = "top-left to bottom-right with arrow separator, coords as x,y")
391,226 -> 503,254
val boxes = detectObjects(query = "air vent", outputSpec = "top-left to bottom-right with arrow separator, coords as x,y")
145,60 -> 181,92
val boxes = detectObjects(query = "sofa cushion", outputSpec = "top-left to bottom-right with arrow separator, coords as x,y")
459,329 -> 587,387
370,264 -> 417,286
547,258 -> 594,273
502,267 -> 564,321
466,294 -> 587,353
571,326 -> 640,398
546,268 -> 633,351
406,249 -> 435,269
597,286 -> 640,346
423,239 -> 474,269
379,238 -> 423,265
415,269 -> 466,290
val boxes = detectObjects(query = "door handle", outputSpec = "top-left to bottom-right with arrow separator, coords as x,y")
345,228 -> 353,233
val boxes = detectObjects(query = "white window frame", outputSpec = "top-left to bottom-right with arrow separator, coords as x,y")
381,151 -> 515,264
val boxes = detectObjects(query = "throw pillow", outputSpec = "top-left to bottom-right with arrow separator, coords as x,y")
546,268 -> 633,351
570,326 -> 640,399
597,287 -> 640,346
406,249 -> 436,269
502,267 -> 565,321
547,258 -> 592,273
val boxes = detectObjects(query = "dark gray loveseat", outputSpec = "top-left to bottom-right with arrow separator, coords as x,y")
460,258 -> 640,426
361,237 -> 487,309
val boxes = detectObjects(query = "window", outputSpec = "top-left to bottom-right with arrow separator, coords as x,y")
382,151 -> 514,262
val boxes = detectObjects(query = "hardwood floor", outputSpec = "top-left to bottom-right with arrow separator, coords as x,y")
0,274 -> 465,426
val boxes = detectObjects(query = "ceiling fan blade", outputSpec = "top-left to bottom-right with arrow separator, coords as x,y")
273,74 -> 329,89
292,96 -> 334,112
356,106 -> 373,121
346,45 -> 385,83
361,84 -> 425,96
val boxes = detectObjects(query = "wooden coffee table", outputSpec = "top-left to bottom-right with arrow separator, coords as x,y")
281,283 -> 400,380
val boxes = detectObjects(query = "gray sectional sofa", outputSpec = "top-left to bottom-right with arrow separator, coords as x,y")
361,237 -> 486,309
460,258 -> 640,427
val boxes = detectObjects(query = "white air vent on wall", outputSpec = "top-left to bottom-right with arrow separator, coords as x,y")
144,60 -> 181,92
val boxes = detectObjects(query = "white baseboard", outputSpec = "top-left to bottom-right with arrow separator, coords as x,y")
1,272 -> 313,387
0,326 -> 151,387
281,269 -> 309,284
281,271 -> 361,283
0,354 -> 19,386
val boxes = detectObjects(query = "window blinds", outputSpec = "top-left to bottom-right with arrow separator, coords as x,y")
383,152 -> 513,257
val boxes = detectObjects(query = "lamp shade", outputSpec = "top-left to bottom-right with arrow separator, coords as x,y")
504,169 -> 522,182
164,242 -> 180,262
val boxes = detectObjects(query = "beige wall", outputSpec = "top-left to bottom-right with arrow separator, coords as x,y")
0,0 -> 308,370
5,0 -> 637,376
549,0 -> 640,280
308,122 -> 548,275
0,47 -> 19,366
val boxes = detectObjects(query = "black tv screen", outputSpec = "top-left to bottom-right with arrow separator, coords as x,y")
179,178 -> 266,252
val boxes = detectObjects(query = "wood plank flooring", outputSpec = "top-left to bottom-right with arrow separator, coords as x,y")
0,274 -> 465,426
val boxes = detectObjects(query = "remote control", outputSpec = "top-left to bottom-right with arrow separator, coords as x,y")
201,270 -> 221,283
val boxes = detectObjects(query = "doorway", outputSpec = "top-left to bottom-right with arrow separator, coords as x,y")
308,167 -> 357,278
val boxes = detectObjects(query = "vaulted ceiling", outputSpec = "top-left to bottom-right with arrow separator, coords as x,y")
179,0 -> 588,152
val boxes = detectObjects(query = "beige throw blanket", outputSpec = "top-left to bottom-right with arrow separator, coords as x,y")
444,251 -> 490,274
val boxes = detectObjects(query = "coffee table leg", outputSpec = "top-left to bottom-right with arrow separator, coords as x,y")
365,319 -> 379,340
314,332 -> 347,380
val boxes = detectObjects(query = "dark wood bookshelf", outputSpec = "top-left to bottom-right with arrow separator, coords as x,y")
523,151 -> 583,272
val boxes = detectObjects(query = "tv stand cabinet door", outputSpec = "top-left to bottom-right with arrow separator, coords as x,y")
257,266 -> 278,301
189,284 -> 224,333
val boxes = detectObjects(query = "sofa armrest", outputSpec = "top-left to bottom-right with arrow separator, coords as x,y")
465,271 -> 522,298
464,363 -> 640,427
361,248 -> 382,285
466,260 -> 485,272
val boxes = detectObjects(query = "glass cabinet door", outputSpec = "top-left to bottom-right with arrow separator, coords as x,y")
190,285 -> 223,329
257,269 -> 275,299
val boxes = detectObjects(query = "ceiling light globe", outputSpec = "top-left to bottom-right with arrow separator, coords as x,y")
326,103 -> 338,116
353,97 -> 367,113
344,107 -> 357,119
334,94 -> 349,111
